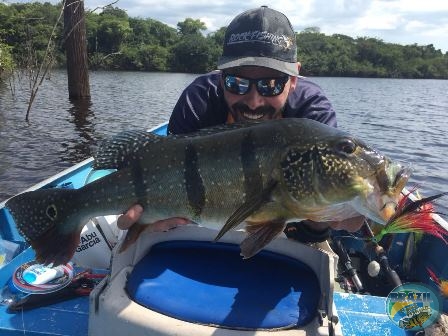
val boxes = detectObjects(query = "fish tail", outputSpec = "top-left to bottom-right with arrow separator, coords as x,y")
30,223 -> 83,266
5,188 -> 85,266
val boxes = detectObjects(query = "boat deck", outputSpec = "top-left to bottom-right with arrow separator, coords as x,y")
0,123 -> 439,335
0,245 -> 412,336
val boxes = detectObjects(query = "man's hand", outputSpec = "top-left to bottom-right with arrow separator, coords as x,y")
117,204 -> 191,231
117,204 -> 365,237
326,215 -> 366,232
117,204 -> 144,230
299,216 -> 365,233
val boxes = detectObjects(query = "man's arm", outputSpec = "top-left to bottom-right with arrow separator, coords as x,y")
285,77 -> 337,127
168,71 -> 227,134
119,75 -> 363,240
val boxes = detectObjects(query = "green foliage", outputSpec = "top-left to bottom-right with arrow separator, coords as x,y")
297,30 -> 447,78
95,6 -> 132,54
177,18 -> 207,36
171,34 -> 215,73
0,42 -> 15,76
128,18 -> 177,48
0,2 -> 64,69
0,3 -> 447,77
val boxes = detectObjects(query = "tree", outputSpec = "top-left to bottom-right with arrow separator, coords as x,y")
208,26 -> 226,46
171,34 -> 213,73
177,18 -> 206,36
206,27 -> 225,69
96,6 -> 132,54
64,0 -> 90,98
0,42 -> 15,77
1,3 -> 448,78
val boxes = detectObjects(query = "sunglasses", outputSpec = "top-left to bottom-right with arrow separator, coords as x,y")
222,74 -> 289,97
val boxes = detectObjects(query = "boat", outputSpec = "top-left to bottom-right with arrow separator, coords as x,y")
0,122 -> 447,336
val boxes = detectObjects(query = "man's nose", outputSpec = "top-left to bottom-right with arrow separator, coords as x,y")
243,85 -> 265,109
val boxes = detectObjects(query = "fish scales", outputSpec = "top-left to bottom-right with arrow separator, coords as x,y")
5,119 -> 411,265
141,126 -> 281,226
53,125 -> 281,228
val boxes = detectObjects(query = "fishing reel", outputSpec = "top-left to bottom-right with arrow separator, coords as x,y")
330,220 -> 410,296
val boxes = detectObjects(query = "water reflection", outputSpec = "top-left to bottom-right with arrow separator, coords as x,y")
62,97 -> 96,164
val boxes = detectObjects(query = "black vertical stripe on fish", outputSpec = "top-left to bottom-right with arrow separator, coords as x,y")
184,143 -> 205,219
4,118 -> 413,266
241,131 -> 263,199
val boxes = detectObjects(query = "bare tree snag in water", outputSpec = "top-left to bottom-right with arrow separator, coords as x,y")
25,10 -> 63,121
64,0 -> 90,99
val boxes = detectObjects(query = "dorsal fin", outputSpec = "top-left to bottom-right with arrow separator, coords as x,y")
93,130 -> 163,170
170,121 -> 262,139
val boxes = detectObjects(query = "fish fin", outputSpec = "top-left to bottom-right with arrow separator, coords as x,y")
119,223 -> 148,252
170,121 -> 261,138
94,130 -> 163,170
214,180 -> 278,241
31,225 -> 82,266
240,220 -> 286,258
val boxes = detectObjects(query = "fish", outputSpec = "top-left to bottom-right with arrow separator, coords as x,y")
5,118 -> 410,265
399,310 -> 432,329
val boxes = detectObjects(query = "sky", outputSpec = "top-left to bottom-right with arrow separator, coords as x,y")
8,0 -> 448,53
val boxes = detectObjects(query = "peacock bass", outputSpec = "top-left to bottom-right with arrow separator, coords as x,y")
5,119 -> 410,265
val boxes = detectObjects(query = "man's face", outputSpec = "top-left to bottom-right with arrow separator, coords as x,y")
221,66 -> 298,122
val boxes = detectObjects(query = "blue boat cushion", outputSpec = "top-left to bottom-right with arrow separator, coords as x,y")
126,240 -> 321,330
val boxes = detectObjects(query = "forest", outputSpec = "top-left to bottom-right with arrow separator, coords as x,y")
1,2 -> 447,79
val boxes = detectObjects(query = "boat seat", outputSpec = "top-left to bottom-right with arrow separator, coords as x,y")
89,226 -> 341,335
127,240 -> 320,329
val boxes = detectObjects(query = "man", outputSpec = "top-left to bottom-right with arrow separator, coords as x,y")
118,6 -> 364,242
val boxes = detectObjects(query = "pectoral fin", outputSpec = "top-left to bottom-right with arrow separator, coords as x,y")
240,220 -> 286,259
214,180 -> 278,241
119,223 -> 147,252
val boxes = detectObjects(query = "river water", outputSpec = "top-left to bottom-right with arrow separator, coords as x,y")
0,70 -> 447,214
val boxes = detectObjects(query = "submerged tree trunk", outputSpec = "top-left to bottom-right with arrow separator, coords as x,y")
64,0 -> 90,99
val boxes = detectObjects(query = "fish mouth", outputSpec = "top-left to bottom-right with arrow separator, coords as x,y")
355,161 -> 412,224
384,162 -> 412,197
379,163 -> 412,221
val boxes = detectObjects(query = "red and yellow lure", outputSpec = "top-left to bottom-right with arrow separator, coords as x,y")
373,190 -> 448,243
427,267 -> 448,298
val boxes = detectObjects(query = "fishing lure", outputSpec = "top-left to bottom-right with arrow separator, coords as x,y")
427,267 -> 448,298
373,190 -> 448,243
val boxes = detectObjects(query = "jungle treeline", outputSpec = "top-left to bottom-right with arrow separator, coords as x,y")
1,2 -> 447,79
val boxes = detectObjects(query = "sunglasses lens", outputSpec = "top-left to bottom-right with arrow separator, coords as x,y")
257,78 -> 287,96
223,75 -> 288,96
224,75 -> 250,95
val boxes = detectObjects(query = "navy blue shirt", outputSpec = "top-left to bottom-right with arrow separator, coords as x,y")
168,71 -> 337,134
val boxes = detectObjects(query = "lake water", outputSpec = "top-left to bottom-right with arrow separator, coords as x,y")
0,70 -> 447,214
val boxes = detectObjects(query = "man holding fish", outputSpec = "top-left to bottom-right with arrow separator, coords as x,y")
6,6 -> 411,265
118,6 -> 366,242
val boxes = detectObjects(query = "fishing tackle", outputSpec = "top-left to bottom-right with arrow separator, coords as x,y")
373,191 -> 448,243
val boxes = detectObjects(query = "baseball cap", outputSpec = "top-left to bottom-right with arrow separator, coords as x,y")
217,6 -> 298,76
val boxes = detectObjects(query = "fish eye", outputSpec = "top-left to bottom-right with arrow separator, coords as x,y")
46,204 -> 58,221
336,139 -> 357,155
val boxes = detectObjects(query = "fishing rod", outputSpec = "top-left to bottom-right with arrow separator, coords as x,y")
332,237 -> 364,293
362,221 -> 402,288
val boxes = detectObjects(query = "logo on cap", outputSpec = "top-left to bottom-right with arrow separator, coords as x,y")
227,31 -> 294,51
